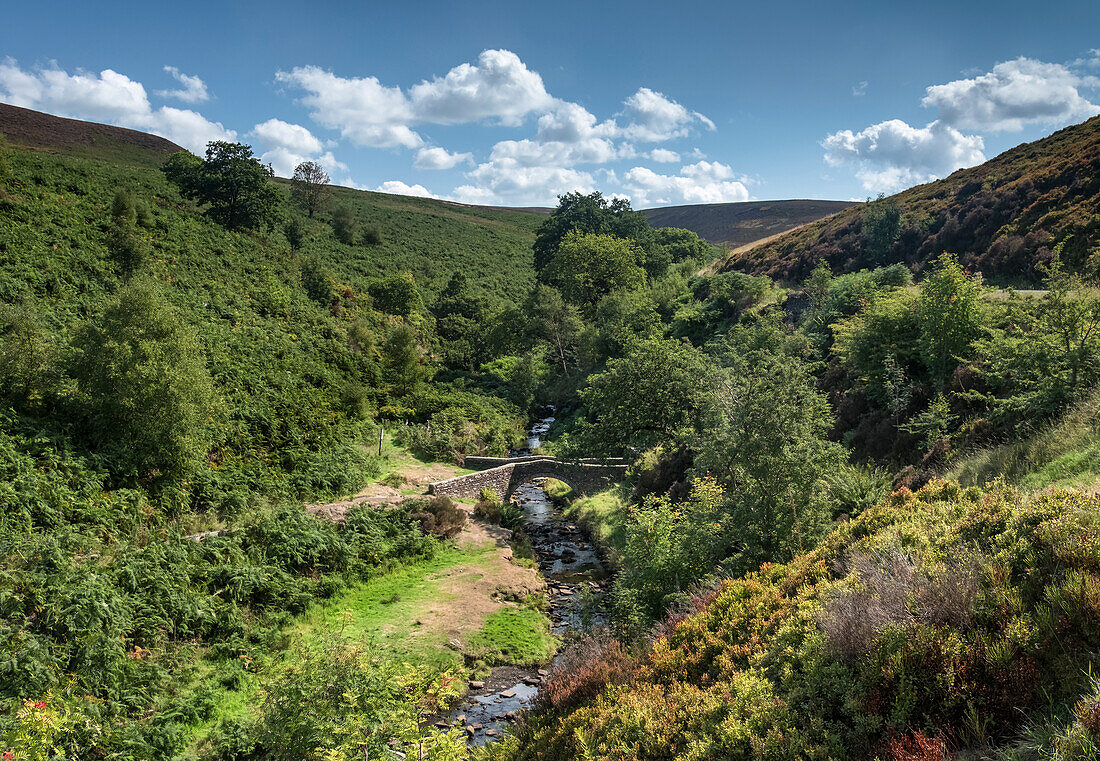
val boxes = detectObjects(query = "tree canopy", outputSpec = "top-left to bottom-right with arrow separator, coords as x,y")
163,141 -> 281,231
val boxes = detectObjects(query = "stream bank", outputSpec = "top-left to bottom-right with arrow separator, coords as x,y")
441,479 -> 609,746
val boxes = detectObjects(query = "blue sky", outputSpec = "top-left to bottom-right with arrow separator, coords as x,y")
2,0 -> 1099,207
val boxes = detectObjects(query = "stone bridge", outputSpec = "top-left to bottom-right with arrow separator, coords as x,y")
428,456 -> 628,501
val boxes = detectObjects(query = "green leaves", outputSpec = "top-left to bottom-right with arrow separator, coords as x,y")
69,280 -> 216,483
163,142 -> 280,231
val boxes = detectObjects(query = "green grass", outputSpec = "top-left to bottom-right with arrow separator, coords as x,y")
947,389 -> 1100,492
291,539 -> 553,670
466,607 -> 558,667
561,487 -> 629,567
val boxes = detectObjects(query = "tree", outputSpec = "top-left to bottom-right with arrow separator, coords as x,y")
331,205 -> 358,245
368,273 -> 423,316
861,194 -> 902,264
695,346 -> 844,568
0,304 -> 56,412
290,160 -> 330,218
381,325 -> 428,397
69,280 -> 215,481
527,285 -> 585,378
570,336 -> 717,457
163,142 -> 280,231
917,252 -> 984,388
533,191 -> 652,273
107,188 -> 145,277
544,231 -> 646,312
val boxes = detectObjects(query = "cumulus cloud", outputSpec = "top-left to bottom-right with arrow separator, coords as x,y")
622,160 -> 750,207
414,146 -> 473,170
275,65 -> 420,149
375,180 -> 438,198
620,87 -> 715,142
823,118 -> 986,192
647,148 -> 680,162
453,160 -> 595,206
0,58 -> 233,153
276,49 -> 561,150
157,66 -> 209,103
250,117 -> 346,177
409,49 -> 554,126
922,57 -> 1100,132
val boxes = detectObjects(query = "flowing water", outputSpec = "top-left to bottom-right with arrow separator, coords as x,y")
439,416 -> 609,746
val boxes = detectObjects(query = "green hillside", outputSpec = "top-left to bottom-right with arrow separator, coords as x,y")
719,115 -> 1100,285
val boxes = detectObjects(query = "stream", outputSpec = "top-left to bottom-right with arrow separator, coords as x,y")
438,417 -> 610,746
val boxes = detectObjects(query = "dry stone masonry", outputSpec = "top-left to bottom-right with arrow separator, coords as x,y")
428,456 -> 628,500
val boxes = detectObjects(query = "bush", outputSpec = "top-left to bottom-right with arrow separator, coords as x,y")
473,498 -> 525,531
818,548 -> 984,662
536,631 -> 634,712
401,495 -> 466,538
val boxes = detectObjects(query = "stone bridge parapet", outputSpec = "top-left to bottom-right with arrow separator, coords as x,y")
428,457 -> 628,501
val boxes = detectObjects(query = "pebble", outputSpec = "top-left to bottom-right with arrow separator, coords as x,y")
500,690 -> 516,698
469,680 -> 484,689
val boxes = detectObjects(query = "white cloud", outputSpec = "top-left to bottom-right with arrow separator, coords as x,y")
852,80 -> 868,97
249,118 -> 346,177
275,65 -> 421,149
453,159 -> 595,206
647,148 -> 680,162
823,118 -> 986,192
157,66 -> 209,103
622,160 -> 750,207
409,49 -> 554,126
375,180 -> 438,198
414,146 -> 473,170
276,49 -> 557,150
620,87 -> 715,142
0,58 -> 234,153
922,57 -> 1100,132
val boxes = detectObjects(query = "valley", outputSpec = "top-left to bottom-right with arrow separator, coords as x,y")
3,100 -> 1100,761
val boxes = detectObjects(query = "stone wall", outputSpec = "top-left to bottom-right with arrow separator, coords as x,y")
429,457 -> 628,501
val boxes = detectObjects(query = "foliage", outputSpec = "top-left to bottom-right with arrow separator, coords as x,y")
543,231 -> 647,313
916,253 -> 985,388
290,160 -> 330,219
401,495 -> 467,538
163,142 -> 281,231
861,194 -> 902,264
532,191 -> 651,274
69,279 -> 216,482
568,337 -> 717,457
331,204 -> 358,245
510,482 -> 1100,760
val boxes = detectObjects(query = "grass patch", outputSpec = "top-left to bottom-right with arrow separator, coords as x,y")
947,389 -> 1100,492
466,607 -> 558,667
562,488 -> 628,567
292,544 -> 491,670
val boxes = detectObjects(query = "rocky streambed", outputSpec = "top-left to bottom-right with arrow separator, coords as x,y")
440,480 -> 609,746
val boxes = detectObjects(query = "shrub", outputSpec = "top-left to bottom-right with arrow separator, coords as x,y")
69,280 -> 216,482
818,548 -> 984,662
536,630 -> 634,712
401,495 -> 466,538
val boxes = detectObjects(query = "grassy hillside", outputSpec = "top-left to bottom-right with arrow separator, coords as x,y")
642,199 -> 855,248
719,115 -> 1100,285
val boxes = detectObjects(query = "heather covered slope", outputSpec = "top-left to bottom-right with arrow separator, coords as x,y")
642,199 -> 855,248
719,115 -> 1100,285
500,482 -> 1100,761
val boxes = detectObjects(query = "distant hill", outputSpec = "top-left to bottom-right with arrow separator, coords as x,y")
0,101 -> 183,158
641,199 -> 856,248
719,115 -> 1100,285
